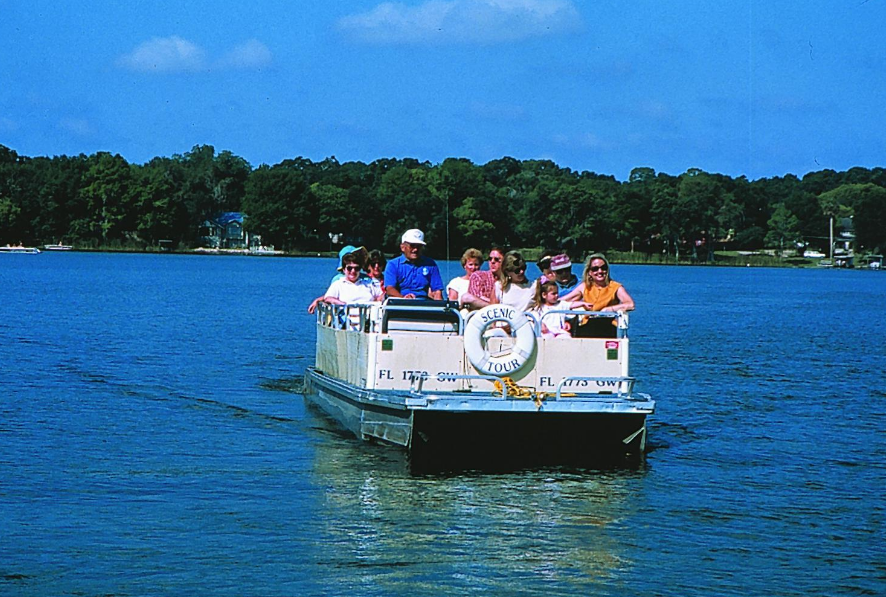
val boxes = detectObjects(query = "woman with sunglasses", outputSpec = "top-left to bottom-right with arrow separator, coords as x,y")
494,251 -> 536,312
561,253 -> 634,337
461,246 -> 505,310
320,253 -> 383,307
561,253 -> 634,312
308,245 -> 371,313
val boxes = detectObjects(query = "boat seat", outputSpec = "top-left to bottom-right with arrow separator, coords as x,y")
381,299 -> 462,334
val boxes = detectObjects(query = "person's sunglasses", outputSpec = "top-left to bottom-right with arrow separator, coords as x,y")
369,262 -> 382,268
590,265 -> 608,272
344,265 -> 361,272
489,257 -> 502,263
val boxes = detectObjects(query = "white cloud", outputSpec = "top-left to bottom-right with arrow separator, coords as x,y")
217,39 -> 272,70
118,36 -> 207,72
338,0 -> 583,44
0,117 -> 19,133
59,118 -> 94,137
118,37 -> 273,73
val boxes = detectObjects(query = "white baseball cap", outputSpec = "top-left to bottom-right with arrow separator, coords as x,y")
401,229 -> 426,245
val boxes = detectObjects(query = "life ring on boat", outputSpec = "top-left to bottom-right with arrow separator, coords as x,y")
464,304 -> 536,377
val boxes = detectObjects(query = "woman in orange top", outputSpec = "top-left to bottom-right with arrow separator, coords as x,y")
561,253 -> 634,337
562,253 -> 634,311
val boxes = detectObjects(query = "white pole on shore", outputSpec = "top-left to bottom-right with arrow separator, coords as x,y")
829,216 -> 834,261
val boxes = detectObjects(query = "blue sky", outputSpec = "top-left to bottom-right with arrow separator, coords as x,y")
2,0 -> 884,180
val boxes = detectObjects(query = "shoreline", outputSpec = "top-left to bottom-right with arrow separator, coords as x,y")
32,246 -> 855,268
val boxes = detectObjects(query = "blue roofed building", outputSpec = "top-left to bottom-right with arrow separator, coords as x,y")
199,212 -> 255,249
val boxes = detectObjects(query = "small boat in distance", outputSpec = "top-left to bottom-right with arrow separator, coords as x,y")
0,245 -> 41,254
249,245 -> 283,256
43,242 -> 73,251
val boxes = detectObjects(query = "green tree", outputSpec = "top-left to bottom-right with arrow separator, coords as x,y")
853,184 -> 886,251
134,164 -> 186,245
242,165 -> 311,250
310,183 -> 351,241
375,166 -> 439,249
431,158 -> 495,252
821,183 -> 886,252
452,196 -> 495,249
29,155 -> 89,243
764,203 -> 800,253
0,197 -> 21,242
77,152 -> 136,245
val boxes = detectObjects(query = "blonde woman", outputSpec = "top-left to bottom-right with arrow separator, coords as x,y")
561,253 -> 634,337
494,251 -> 536,312
447,248 -> 483,305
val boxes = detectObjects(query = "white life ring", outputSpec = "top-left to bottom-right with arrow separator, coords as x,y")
464,304 -> 536,377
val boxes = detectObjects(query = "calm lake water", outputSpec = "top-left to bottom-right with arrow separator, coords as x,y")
1,252 -> 884,596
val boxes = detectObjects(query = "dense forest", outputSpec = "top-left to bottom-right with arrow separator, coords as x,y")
1,143 -> 885,258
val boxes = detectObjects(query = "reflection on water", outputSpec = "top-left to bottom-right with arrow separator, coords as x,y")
307,410 -> 645,595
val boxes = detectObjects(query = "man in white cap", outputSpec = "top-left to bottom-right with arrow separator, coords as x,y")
383,228 -> 444,299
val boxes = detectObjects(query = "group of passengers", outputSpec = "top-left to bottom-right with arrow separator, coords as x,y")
307,227 -> 634,337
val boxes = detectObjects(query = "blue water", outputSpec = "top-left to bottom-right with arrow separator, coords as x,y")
2,253 -> 885,596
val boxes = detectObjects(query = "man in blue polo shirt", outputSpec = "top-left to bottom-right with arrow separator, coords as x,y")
384,228 -> 444,299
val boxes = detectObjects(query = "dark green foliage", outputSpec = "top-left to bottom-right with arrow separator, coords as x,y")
0,142 -> 883,257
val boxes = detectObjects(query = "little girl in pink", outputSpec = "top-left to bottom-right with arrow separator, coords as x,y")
527,281 -> 583,338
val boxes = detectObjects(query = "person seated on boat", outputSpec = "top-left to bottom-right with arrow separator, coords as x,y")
549,253 -> 581,295
366,249 -> 387,298
447,248 -> 482,306
383,229 -> 444,300
494,251 -> 536,312
536,252 -> 555,284
527,280 -> 585,338
307,245 -> 369,314
331,245 -> 368,283
561,253 -> 635,337
460,246 -> 505,310
321,253 -> 383,306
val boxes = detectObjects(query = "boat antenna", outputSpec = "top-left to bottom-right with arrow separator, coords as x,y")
445,190 -> 451,281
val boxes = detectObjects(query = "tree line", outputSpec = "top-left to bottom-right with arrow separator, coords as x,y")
1,143 -> 885,257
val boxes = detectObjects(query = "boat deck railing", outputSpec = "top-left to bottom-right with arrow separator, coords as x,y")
316,302 -> 380,332
317,300 -> 465,334
527,309 -> 629,339
317,301 -> 630,339
381,299 -> 464,334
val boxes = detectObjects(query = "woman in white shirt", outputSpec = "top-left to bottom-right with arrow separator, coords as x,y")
323,254 -> 383,305
447,248 -> 482,305
494,251 -> 536,312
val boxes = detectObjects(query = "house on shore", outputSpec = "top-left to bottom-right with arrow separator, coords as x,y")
199,212 -> 259,249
